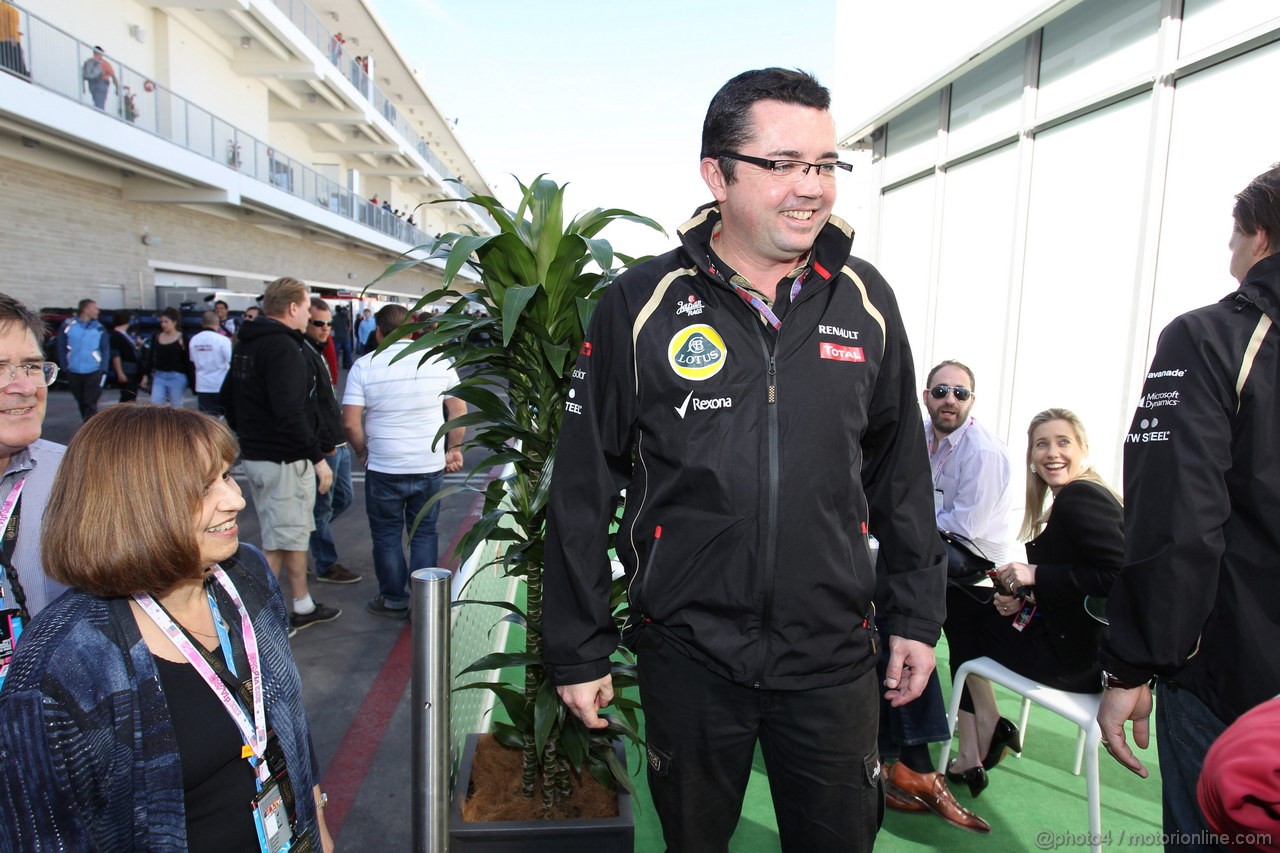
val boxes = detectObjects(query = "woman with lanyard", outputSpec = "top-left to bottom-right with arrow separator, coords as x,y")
942,408 -> 1123,797
0,405 -> 333,852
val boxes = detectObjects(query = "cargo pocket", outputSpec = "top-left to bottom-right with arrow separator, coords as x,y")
864,752 -> 885,830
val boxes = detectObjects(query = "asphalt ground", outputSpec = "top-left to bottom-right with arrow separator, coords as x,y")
40,377 -> 484,851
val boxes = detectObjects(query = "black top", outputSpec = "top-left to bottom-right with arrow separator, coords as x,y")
154,649 -> 259,853
109,330 -> 139,375
151,336 -> 188,374
1025,478 -> 1124,675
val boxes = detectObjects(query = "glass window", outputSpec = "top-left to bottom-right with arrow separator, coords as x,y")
1152,39 -> 1280,354
884,91 -> 941,182
1181,0 -> 1278,58
876,176 -> 936,357
1037,0 -> 1161,118
934,145 -> 1020,414
1013,94 -> 1152,483
948,42 -> 1026,157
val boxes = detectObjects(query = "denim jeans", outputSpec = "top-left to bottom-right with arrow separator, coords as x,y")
365,468 -> 443,607
1156,682 -> 1231,852
876,614 -> 950,757
151,370 -> 187,406
310,445 -> 353,574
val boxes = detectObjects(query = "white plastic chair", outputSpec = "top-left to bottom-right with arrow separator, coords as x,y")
937,657 -> 1104,853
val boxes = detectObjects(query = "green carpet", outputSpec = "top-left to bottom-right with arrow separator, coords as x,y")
626,637 -> 1164,852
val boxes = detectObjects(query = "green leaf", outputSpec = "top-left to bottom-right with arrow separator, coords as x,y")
501,285 -> 540,348
457,651 -> 541,676
453,681 -> 532,731
532,677 -> 561,761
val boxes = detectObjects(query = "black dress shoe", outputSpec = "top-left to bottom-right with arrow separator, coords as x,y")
982,717 -> 1022,771
945,761 -> 990,798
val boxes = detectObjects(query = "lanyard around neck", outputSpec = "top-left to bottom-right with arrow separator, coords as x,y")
135,566 -> 267,759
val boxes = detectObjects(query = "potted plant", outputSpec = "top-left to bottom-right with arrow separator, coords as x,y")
368,176 -> 662,849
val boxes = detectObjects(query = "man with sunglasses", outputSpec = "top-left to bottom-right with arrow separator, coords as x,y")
303,297 -> 359,586
878,360 -> 1013,830
545,68 -> 944,852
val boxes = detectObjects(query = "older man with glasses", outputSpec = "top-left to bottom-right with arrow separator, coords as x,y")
0,294 -> 67,651
544,68 -> 945,852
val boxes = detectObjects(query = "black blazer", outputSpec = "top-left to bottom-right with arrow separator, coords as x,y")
1025,478 -> 1124,675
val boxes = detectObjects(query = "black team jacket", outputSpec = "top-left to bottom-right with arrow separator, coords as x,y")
221,317 -> 325,464
543,205 -> 945,690
1101,252 -> 1280,726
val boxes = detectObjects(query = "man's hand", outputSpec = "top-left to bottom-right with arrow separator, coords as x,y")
556,675 -> 614,729
314,458 -> 333,495
1098,684 -> 1153,778
884,635 -> 935,707
445,447 -> 463,473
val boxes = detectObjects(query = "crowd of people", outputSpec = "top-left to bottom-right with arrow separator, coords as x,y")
0,64 -> 1276,851
0,280 -> 465,848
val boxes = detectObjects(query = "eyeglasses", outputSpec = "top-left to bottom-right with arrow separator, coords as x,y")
718,152 -> 853,182
311,320 -> 333,328
0,362 -> 59,389
928,384 -> 972,401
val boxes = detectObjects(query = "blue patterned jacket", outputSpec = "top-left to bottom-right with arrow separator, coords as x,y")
0,544 -> 320,851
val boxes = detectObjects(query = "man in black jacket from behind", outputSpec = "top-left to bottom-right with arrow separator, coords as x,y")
222,276 -> 340,631
1099,164 -> 1280,844
545,69 -> 944,852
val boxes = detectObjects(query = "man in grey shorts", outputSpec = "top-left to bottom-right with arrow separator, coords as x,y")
221,276 -> 340,631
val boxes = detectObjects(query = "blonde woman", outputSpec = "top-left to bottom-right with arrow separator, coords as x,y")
943,408 -> 1123,796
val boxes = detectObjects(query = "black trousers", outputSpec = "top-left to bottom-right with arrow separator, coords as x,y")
66,371 -> 103,421
944,585 -> 1099,712
636,631 -> 883,853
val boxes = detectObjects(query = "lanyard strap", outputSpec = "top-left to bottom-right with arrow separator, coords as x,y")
0,479 -> 26,620
134,566 -> 267,758
0,478 -> 25,540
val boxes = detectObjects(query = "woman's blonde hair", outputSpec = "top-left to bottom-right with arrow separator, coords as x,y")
42,406 -> 240,597
1019,407 -> 1119,540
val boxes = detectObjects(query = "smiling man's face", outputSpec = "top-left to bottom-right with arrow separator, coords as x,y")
0,322 -> 46,464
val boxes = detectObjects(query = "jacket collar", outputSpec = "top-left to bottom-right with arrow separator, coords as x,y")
1235,252 -> 1280,321
676,203 -> 855,289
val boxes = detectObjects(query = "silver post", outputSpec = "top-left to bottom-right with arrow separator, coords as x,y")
411,568 -> 452,853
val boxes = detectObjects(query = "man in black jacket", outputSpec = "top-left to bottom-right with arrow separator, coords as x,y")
544,69 -> 944,852
1099,164 -> 1280,842
222,277 -> 340,631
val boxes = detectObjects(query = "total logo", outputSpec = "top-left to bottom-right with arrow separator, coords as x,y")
668,324 -> 727,381
674,390 -> 733,419
676,294 -> 705,317
1124,417 -> 1171,444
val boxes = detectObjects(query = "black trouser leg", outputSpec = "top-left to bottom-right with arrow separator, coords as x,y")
759,666 -> 882,853
68,372 -> 103,421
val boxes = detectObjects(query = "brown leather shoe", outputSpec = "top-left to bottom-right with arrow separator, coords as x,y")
882,764 -> 928,812
885,761 -> 991,833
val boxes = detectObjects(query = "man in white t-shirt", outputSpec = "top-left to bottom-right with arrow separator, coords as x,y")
189,311 -> 232,416
342,304 -> 466,618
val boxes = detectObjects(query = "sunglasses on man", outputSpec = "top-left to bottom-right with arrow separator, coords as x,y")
928,384 -> 972,401
311,320 -> 332,328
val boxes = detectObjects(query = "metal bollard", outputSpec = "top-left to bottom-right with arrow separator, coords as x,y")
411,568 -> 452,853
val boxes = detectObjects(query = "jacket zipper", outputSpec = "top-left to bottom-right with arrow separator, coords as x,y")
753,343 -> 780,688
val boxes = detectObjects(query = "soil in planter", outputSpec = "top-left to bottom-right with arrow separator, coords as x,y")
461,734 -> 621,822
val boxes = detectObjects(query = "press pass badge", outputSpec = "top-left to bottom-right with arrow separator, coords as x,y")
252,779 -> 294,853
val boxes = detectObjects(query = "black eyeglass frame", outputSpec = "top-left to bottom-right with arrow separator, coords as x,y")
928,384 -> 973,401
717,152 -> 853,179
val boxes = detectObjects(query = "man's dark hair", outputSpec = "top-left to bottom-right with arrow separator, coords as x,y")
926,359 -> 976,390
1233,163 -> 1280,255
310,296 -> 331,312
77,298 -> 96,314
214,299 -> 229,309
376,304 -> 407,336
113,310 -> 132,328
702,68 -> 830,183
0,292 -> 48,348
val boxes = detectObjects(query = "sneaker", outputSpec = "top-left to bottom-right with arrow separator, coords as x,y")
317,563 -> 363,584
290,602 -> 342,632
366,596 -> 410,620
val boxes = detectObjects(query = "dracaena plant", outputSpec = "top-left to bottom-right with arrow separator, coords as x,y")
368,176 -> 663,811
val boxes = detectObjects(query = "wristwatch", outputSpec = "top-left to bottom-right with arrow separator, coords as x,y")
1100,670 -> 1154,690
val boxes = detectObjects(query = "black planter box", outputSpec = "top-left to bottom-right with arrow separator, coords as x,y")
449,733 -> 635,852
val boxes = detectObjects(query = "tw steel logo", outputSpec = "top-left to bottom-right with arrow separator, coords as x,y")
819,342 -> 864,363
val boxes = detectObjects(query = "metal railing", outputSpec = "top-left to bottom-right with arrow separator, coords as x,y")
6,2 -> 449,249
268,0 -> 465,193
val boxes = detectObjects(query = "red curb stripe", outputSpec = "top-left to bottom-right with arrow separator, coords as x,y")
321,480 -> 491,840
